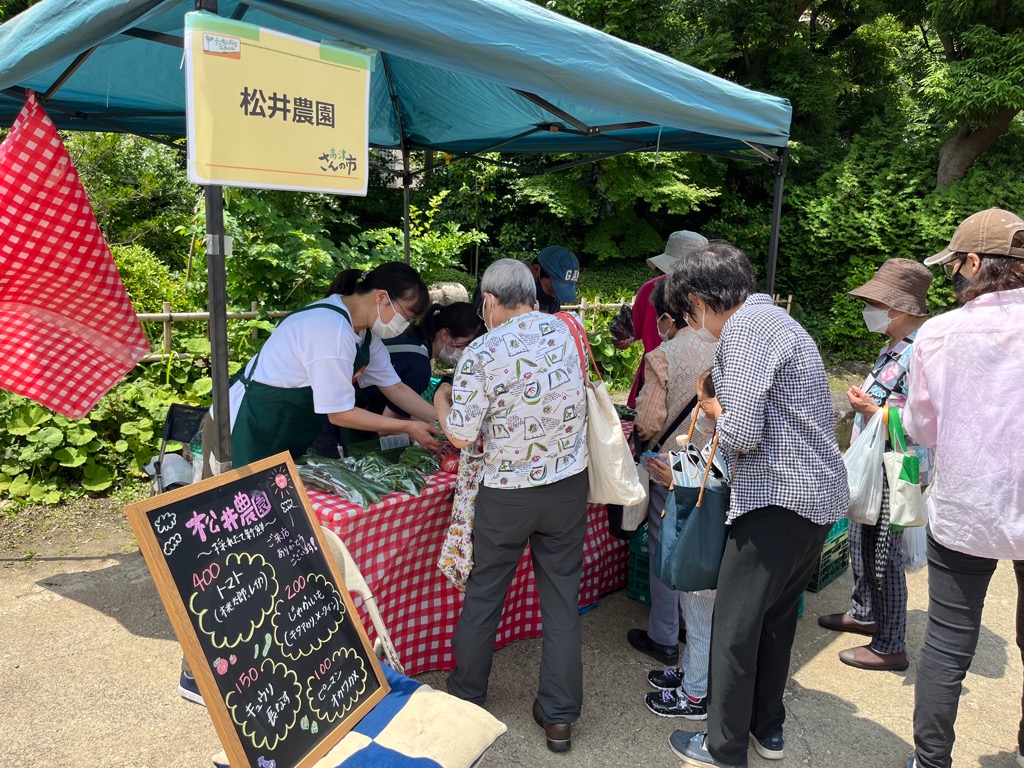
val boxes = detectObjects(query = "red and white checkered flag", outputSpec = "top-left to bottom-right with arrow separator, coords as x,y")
0,93 -> 149,418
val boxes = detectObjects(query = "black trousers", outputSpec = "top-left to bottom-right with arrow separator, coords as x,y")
706,505 -> 831,764
913,533 -> 1024,768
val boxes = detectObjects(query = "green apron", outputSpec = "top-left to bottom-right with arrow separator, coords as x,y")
231,303 -> 371,467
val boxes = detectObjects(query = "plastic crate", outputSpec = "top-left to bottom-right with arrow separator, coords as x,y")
797,592 -> 805,617
627,526 -> 651,606
343,437 -> 407,463
806,520 -> 850,593
827,517 -> 849,541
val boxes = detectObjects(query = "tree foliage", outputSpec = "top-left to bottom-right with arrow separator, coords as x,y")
7,0 -> 1024,502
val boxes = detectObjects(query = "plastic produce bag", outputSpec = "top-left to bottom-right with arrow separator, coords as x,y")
608,303 -> 634,343
843,409 -> 885,525
901,524 -> 928,573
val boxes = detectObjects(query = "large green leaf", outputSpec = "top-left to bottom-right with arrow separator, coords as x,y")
29,426 -> 64,449
67,428 -> 98,446
7,404 -> 52,435
82,463 -> 114,492
53,447 -> 88,468
8,473 -> 31,497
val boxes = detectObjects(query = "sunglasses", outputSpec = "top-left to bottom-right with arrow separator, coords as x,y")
942,255 -> 963,278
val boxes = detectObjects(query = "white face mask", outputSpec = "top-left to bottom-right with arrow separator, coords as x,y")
657,315 -> 672,343
482,293 -> 497,332
438,335 -> 463,366
861,305 -> 892,334
687,305 -> 717,344
694,410 -> 717,435
372,293 -> 410,339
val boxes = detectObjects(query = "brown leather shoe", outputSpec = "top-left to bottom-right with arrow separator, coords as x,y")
817,612 -> 878,636
838,644 -> 909,671
533,699 -> 571,753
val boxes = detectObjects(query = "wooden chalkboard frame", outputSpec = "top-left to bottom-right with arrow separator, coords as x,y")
126,452 -> 390,768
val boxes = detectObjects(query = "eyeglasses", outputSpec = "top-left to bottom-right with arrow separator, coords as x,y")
388,295 -> 419,327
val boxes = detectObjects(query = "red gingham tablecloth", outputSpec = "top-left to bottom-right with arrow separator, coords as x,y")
311,473 -> 629,677
0,93 -> 149,417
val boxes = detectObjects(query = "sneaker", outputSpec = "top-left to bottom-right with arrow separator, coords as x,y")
644,688 -> 707,720
178,670 -> 206,706
906,754 -> 917,768
669,730 -> 747,768
648,666 -> 683,690
751,729 -> 784,760
1016,748 -> 1023,768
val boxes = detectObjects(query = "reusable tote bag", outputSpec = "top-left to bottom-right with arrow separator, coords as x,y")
884,408 -> 927,529
843,408 -> 886,525
557,312 -> 646,507
617,395 -> 700,534
437,437 -> 485,591
656,432 -> 730,592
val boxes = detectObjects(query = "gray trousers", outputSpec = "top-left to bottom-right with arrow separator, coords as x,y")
446,470 -> 588,723
913,533 -> 1024,768
646,482 -> 684,647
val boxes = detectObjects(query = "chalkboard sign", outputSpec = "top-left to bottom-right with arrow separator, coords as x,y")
126,452 -> 389,768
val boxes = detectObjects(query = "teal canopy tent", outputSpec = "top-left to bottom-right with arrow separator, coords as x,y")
0,0 -> 792,465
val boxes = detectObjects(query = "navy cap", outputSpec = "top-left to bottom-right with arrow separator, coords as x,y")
536,245 -> 579,304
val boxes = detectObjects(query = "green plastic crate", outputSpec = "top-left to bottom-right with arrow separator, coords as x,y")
627,526 -> 651,606
806,519 -> 850,593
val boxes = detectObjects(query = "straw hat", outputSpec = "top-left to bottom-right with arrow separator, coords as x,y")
848,258 -> 932,316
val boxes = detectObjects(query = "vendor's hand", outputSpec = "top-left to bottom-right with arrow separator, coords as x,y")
701,397 -> 723,421
405,420 -> 444,452
433,383 -> 453,410
612,336 -> 635,350
646,453 -> 673,486
847,386 -> 879,417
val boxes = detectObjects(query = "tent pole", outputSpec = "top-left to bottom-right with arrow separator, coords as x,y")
765,147 -> 789,296
205,184 -> 232,470
402,145 -> 411,265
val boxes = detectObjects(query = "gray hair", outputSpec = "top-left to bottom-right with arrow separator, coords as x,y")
665,241 -> 756,316
480,258 -> 537,309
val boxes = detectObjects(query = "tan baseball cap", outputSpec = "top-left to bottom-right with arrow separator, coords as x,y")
647,230 -> 708,273
925,208 -> 1024,266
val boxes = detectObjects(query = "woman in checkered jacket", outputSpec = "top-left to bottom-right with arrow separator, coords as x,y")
662,240 -> 848,768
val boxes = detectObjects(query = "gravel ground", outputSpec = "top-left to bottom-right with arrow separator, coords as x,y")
1,497 -> 1023,767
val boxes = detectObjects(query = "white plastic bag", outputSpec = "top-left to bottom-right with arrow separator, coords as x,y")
901,524 -> 928,573
843,409 -> 885,525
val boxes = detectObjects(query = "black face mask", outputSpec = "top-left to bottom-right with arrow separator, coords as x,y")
952,269 -> 970,293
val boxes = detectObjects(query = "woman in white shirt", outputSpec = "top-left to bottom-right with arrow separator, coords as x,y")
230,262 -> 442,466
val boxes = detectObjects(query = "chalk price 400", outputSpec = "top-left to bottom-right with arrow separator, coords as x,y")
193,563 -> 221,591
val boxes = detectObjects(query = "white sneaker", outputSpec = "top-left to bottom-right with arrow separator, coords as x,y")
1016,747 -> 1024,768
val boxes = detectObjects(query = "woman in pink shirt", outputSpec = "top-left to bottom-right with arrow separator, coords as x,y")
904,208 -> 1024,768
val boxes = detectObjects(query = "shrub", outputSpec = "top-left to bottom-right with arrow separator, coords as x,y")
0,379 -> 193,505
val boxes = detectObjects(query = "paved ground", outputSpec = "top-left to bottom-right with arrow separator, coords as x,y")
1,520 -> 1022,768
